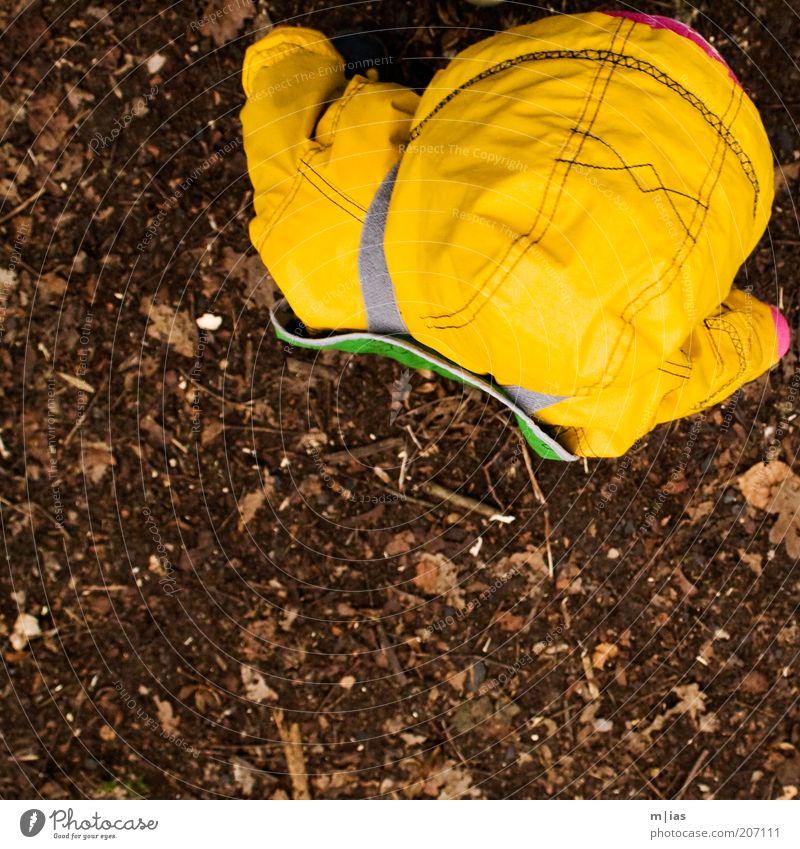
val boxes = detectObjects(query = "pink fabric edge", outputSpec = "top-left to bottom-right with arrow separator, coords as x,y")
771,306 -> 791,359
604,10 -> 740,86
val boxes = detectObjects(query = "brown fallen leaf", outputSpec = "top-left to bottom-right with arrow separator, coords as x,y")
82,441 -> 116,484
738,460 -> 793,510
220,247 -> 274,309
496,610 -> 526,632
767,479 -> 800,559
27,93 -> 69,152
141,297 -> 196,359
685,499 -> 714,522
673,565 -> 698,598
740,670 -> 769,696
738,461 -> 800,558
738,548 -> 763,577
240,665 -> 278,702
232,756 -> 256,796
591,641 -> 619,670
627,682 -> 716,755
199,1 -> 256,47
411,552 -> 464,607
10,613 -> 41,650
237,489 -> 266,531
153,696 -> 180,735
421,758 -> 481,800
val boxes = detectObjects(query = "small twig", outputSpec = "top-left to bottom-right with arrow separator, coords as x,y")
0,185 -> 46,226
0,495 -> 69,538
543,507 -> 554,580
520,441 -> 554,575
375,622 -> 408,687
520,441 -> 546,504
63,390 -> 101,447
630,760 -> 666,800
187,377 -> 269,414
674,748 -> 710,800
325,437 -> 404,464
420,481 -> 513,522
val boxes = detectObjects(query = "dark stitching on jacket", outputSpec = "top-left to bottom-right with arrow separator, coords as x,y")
327,77 -> 367,141
692,314 -> 747,409
299,168 -> 365,223
658,367 -> 690,380
422,18 -> 634,325
576,83 -> 744,395
299,158 -> 367,212
409,48 -> 759,206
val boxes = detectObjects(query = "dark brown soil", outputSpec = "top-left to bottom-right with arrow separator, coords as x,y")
0,0 -> 798,800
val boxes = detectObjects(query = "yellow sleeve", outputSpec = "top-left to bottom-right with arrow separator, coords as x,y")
240,28 -> 347,232
241,28 -> 419,332
539,288 -> 783,457
654,288 -> 783,423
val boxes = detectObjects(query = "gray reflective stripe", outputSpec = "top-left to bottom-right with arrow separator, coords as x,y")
357,165 -> 568,419
503,382 -> 566,414
358,163 -> 406,335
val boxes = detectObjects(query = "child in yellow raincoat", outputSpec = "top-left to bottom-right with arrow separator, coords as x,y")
240,11 -> 790,459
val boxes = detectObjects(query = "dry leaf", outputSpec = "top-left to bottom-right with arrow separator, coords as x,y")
154,696 -> 180,734
738,461 -> 793,510
768,479 -> 800,558
496,610 -> 526,632
41,271 -> 67,296
422,759 -> 480,799
220,248 -> 273,309
685,499 -> 714,522
27,93 -> 69,152
241,665 -> 278,702
237,489 -> 266,531
671,683 -> 708,724
141,297 -> 196,358
591,641 -> 619,670
411,552 -> 464,607
199,1 -> 256,47
738,549 -> 763,577
280,606 -> 299,632
82,441 -> 115,484
627,682 -> 714,754
232,756 -> 256,796
10,613 -> 40,650
738,461 -> 800,557
338,675 -> 356,690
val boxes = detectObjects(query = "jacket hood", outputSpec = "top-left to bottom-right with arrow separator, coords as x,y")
382,11 -> 774,397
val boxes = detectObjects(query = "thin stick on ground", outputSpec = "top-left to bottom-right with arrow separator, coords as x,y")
674,748 -> 710,800
420,481 -> 513,522
0,185 -> 46,226
274,708 -> 311,800
520,441 -> 545,504
520,441 -> 553,576
543,507 -> 554,579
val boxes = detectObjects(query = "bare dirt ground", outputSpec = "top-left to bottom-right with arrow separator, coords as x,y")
0,0 -> 798,799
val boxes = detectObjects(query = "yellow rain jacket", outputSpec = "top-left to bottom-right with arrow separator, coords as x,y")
241,11 -> 787,458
